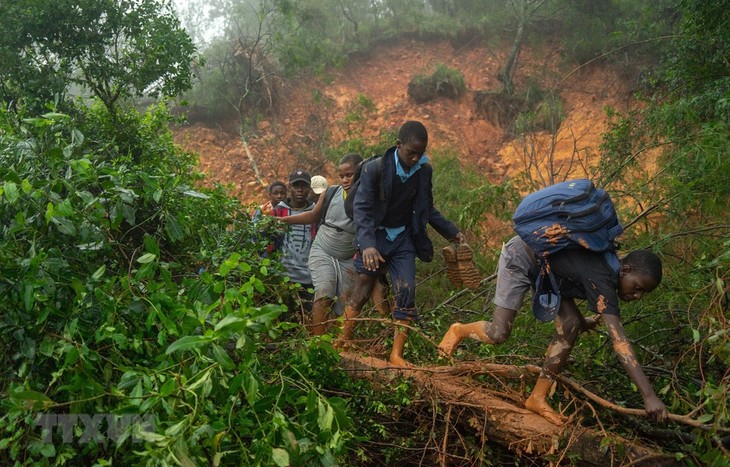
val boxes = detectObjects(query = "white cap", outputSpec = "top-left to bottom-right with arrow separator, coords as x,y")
311,175 -> 328,194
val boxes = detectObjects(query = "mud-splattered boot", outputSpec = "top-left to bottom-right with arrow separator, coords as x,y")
442,243 -> 463,288
456,243 -> 481,290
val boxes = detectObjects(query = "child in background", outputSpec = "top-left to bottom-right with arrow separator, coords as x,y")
253,181 -> 287,219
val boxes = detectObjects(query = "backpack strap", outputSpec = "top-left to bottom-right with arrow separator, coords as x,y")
376,156 -> 386,202
319,186 -> 339,222
318,185 -> 340,230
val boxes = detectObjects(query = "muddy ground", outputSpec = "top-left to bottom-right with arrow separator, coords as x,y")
173,39 -> 639,206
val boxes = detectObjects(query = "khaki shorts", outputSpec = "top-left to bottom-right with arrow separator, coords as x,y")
493,236 -> 537,311
308,242 -> 356,316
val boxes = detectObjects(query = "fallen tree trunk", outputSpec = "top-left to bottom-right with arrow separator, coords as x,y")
340,352 -> 678,465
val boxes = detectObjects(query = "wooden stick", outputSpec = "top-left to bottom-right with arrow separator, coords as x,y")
523,364 -> 724,431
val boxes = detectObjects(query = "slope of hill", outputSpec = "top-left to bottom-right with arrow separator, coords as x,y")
173,39 -> 637,205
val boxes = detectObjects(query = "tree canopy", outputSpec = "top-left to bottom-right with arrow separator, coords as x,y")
0,0 -> 196,113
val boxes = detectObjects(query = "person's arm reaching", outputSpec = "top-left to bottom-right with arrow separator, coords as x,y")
353,161 -> 379,252
280,192 -> 324,225
354,160 -> 385,271
428,206 -> 463,243
603,313 -> 668,423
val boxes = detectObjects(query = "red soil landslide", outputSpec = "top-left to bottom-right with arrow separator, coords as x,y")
173,39 -> 638,207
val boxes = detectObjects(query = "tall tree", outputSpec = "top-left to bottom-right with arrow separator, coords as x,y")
497,0 -> 546,94
0,0 -> 196,113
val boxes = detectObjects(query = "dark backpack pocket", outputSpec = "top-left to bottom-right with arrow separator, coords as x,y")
532,259 -> 561,322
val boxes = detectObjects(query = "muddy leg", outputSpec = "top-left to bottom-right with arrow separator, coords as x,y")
371,274 -> 394,316
438,306 -> 517,357
524,378 -> 565,425
525,298 -> 582,425
334,305 -> 359,349
334,274 -> 377,348
389,319 -> 412,367
310,297 -> 333,336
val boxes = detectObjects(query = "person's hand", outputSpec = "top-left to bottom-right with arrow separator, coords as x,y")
581,314 -> 602,332
453,232 -> 466,244
644,394 -> 668,423
362,247 -> 385,272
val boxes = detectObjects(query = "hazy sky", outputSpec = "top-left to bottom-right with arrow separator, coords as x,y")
173,0 -> 222,45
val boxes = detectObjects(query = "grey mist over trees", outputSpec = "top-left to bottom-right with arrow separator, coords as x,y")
171,0 -> 675,127
0,0 -> 196,115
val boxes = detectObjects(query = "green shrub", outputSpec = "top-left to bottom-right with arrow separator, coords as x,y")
0,103 -> 358,465
408,64 -> 466,103
514,91 -> 565,134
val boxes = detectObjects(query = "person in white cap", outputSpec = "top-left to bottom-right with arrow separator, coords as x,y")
310,175 -> 329,204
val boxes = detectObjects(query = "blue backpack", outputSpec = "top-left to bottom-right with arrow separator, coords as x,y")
512,179 -> 624,321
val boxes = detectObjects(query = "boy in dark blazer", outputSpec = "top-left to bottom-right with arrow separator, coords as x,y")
337,121 -> 466,366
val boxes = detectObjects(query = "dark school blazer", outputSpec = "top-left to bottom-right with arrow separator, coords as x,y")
353,145 -> 459,262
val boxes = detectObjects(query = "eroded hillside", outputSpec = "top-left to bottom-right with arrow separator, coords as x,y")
173,39 -> 638,206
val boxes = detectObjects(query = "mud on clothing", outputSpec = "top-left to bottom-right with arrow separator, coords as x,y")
353,228 -> 417,320
494,236 -> 621,316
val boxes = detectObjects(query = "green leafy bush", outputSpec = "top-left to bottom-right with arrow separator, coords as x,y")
514,91 -> 565,134
408,64 -> 466,104
0,104 -> 357,465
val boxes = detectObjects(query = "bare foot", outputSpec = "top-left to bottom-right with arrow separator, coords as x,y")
438,323 -> 463,358
524,395 -> 567,425
388,354 -> 412,367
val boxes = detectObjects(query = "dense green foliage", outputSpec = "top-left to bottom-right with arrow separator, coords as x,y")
1,0 -> 729,465
0,103 -> 500,466
601,0 -> 730,450
0,1 -> 380,465
0,103 -> 357,465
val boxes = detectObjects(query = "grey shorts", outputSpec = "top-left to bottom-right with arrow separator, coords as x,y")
308,242 -> 356,316
493,236 -> 537,311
